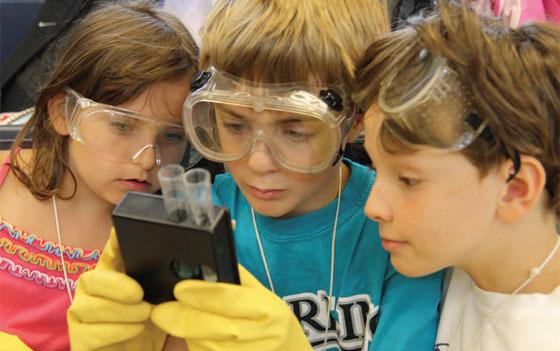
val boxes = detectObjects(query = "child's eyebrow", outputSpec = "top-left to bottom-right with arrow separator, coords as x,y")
128,114 -> 182,127
216,104 -> 313,125
215,104 -> 248,120
158,117 -> 184,125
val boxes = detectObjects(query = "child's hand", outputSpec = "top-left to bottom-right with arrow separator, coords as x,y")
67,229 -> 167,351
151,264 -> 312,351
0,331 -> 32,350
67,270 -> 165,350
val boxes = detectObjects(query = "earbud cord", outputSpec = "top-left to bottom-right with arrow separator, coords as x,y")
251,166 -> 342,349
450,235 -> 560,350
252,208 -> 275,292
53,196 -> 74,303
323,165 -> 342,349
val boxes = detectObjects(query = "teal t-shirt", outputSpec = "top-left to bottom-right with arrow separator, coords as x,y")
213,159 -> 444,351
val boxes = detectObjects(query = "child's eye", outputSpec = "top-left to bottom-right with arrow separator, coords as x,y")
110,120 -> 131,132
163,132 -> 186,143
399,176 -> 420,187
283,128 -> 309,141
224,122 -> 247,133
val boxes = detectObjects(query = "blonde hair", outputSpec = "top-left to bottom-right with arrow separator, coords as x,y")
200,0 -> 389,88
353,2 -> 560,216
10,1 -> 199,200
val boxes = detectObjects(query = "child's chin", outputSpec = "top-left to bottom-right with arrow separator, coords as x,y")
250,203 -> 294,219
390,256 -> 439,278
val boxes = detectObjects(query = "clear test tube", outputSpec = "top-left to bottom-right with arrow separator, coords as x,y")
157,164 -> 188,222
183,168 -> 214,226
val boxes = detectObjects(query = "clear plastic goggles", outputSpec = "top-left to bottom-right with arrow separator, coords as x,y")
65,87 -> 189,166
183,66 -> 354,174
378,51 -> 486,151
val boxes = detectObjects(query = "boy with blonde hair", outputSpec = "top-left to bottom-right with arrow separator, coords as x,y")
68,0 -> 444,350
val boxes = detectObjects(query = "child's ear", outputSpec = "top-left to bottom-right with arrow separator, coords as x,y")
497,155 -> 547,222
48,92 -> 69,135
344,111 -> 365,143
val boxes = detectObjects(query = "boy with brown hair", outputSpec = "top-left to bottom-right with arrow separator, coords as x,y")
353,2 -> 560,350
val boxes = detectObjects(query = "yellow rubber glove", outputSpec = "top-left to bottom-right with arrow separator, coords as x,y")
151,265 -> 312,351
67,229 -> 167,351
0,331 -> 32,350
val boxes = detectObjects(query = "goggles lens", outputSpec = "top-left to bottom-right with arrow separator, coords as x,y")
191,102 -> 339,172
378,52 -> 485,150
184,67 -> 353,173
65,87 -> 188,165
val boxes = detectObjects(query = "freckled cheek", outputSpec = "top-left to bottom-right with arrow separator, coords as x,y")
276,168 -> 321,187
76,158 -> 110,182
401,216 -> 451,253
398,199 -> 451,233
417,198 -> 480,247
447,188 -> 490,222
288,171 -> 319,185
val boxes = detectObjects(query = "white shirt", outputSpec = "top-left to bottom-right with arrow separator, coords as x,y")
436,267 -> 560,351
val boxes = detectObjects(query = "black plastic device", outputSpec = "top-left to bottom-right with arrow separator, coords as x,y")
112,191 -> 240,304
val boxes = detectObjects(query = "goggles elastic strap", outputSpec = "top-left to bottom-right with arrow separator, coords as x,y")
506,151 -> 521,183
330,114 -> 357,167
132,144 -> 162,166
466,113 -> 519,182
331,147 -> 344,166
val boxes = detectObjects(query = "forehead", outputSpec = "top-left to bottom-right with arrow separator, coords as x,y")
118,79 -> 189,123
226,78 -> 327,101
215,103 -> 322,122
363,105 -> 384,148
363,104 -> 432,162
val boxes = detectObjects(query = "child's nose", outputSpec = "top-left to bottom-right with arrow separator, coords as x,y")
364,182 -> 393,223
245,140 -> 278,174
131,144 -> 161,170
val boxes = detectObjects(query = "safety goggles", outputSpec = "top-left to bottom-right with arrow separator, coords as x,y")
378,51 -> 487,151
183,66 -> 355,174
64,87 -> 189,166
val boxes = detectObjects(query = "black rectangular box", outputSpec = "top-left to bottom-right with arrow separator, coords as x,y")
112,191 -> 240,304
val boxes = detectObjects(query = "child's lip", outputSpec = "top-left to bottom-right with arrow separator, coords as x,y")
119,178 -> 151,191
380,237 -> 407,252
248,186 -> 284,199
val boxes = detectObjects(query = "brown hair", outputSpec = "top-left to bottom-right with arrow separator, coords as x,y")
353,2 -> 560,216
200,0 -> 389,89
9,1 -> 199,200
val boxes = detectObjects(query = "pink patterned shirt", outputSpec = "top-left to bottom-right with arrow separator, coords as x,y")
0,151 -> 100,350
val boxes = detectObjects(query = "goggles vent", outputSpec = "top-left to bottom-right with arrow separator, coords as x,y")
190,71 -> 212,91
320,89 -> 344,112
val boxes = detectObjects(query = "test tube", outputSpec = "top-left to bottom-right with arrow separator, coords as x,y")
183,168 -> 214,226
157,164 -> 188,222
